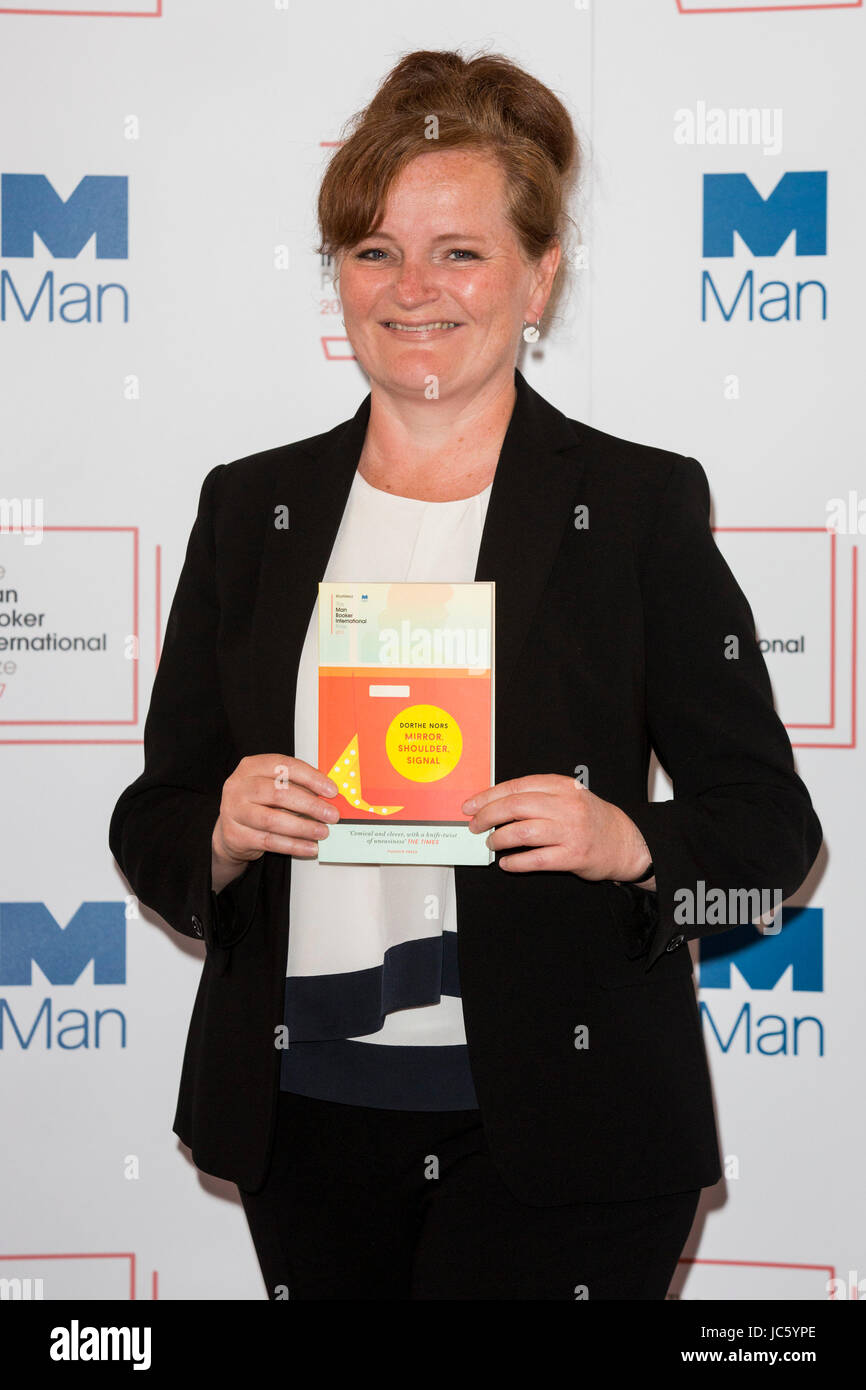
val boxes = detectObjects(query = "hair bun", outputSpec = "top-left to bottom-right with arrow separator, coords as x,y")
362,50 -> 576,178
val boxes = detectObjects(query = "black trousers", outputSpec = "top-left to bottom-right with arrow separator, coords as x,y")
238,1090 -> 701,1300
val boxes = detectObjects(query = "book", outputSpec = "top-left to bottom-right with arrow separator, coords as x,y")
316,580 -> 495,866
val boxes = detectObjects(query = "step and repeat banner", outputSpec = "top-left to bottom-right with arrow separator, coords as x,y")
0,0 -> 861,1300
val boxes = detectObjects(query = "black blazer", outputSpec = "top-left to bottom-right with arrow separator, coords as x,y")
109,369 -> 822,1205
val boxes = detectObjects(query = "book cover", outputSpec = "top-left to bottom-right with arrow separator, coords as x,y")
317,581 -> 495,866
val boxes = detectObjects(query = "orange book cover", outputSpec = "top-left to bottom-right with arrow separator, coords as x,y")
317,581 -> 494,865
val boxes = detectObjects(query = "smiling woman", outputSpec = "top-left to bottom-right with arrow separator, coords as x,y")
109,46 -> 822,1303
330,147 -> 561,501
317,51 -> 575,502
340,152 -> 555,391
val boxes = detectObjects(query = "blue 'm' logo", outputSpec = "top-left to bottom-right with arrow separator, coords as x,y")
699,906 -> 822,992
0,903 -> 127,985
703,172 -> 826,259
1,174 -> 128,259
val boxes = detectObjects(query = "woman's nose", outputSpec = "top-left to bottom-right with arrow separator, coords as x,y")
392,259 -> 439,305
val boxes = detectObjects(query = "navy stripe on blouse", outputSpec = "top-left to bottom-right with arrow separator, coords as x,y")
279,930 -> 479,1110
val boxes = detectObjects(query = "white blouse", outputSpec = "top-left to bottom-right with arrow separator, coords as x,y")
279,466 -> 493,1109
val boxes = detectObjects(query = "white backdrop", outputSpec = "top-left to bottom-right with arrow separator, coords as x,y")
0,0 -> 861,1301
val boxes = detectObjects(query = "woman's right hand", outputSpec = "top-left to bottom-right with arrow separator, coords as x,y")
211,754 -> 340,892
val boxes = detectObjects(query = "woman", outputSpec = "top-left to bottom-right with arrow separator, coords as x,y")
109,49 -> 822,1300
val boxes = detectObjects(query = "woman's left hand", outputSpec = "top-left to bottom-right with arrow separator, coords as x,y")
461,774 -> 652,882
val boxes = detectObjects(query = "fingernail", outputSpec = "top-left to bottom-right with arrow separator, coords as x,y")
462,798 -> 476,811
324,779 -> 338,794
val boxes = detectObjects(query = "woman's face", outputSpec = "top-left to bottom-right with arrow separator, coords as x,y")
337,148 -> 560,403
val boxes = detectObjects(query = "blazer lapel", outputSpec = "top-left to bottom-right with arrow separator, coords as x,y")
473,371 -> 586,702
248,369 -> 586,753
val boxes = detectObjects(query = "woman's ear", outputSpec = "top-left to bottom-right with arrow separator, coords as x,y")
526,238 -> 562,321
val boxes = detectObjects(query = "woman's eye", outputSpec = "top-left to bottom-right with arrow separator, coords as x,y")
353,247 -> 479,262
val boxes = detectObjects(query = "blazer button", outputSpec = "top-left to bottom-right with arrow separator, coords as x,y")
191,915 -> 204,938
666,934 -> 686,952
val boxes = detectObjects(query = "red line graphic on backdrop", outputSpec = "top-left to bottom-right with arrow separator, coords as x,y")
0,1 -> 160,16
0,1251 -> 159,1299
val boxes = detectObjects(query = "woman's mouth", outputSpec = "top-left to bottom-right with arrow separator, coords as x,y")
381,320 -> 461,334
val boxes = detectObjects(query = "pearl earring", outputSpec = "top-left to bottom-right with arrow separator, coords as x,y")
523,318 -> 541,343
